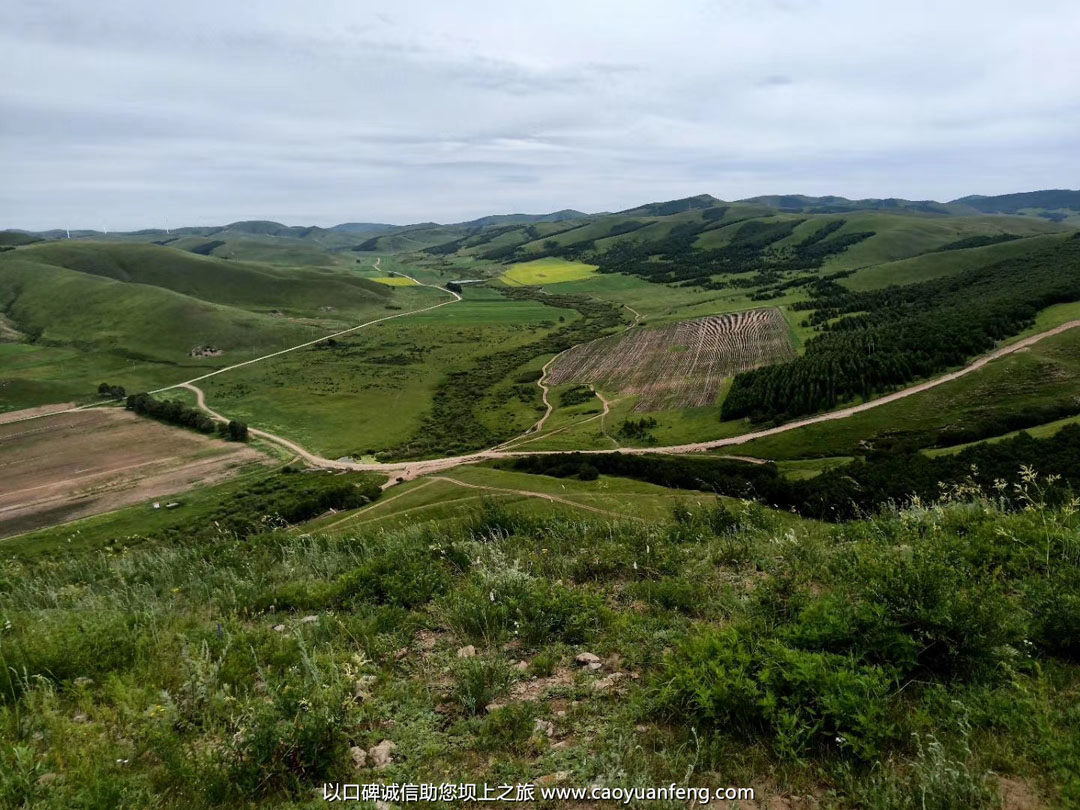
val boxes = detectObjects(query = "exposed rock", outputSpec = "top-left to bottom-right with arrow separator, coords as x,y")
593,673 -> 625,692
515,660 -> 529,671
350,745 -> 367,769
533,718 -> 555,737
272,624 -> 286,632
456,645 -> 477,658
71,713 -> 88,724
485,702 -> 506,714
575,652 -> 602,670
368,739 -> 397,769
300,615 -> 318,624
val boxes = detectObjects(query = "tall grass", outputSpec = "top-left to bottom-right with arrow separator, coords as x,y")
1,483 -> 1078,807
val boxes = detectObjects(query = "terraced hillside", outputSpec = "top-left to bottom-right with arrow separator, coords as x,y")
548,308 -> 795,411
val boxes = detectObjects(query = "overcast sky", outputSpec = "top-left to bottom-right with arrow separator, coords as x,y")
2,0 -> 1078,230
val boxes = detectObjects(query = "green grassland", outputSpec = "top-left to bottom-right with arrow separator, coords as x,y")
17,242 -> 393,318
0,243 -> 447,412
198,289 -> 575,458
3,480 -> 1078,807
7,197 -> 1080,807
842,232 -> 1071,291
304,465 -> 736,534
813,211 -> 1062,271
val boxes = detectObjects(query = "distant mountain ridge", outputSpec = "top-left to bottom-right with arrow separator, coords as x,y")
9,190 -> 1079,240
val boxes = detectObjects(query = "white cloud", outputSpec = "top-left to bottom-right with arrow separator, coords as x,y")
1,0 -> 1078,228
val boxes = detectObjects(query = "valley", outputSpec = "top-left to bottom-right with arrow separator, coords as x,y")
4,190 -> 1080,810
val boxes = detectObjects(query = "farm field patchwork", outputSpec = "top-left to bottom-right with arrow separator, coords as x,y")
547,308 -> 795,411
0,407 -> 267,539
500,257 -> 597,285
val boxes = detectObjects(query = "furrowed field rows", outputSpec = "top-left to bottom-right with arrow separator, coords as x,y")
547,307 -> 795,411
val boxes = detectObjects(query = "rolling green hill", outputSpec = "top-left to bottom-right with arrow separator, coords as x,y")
18,242 -> 391,317
0,255 -> 320,364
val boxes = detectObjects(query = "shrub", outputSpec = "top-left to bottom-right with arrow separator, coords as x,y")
445,576 -> 606,646
476,702 -> 539,753
855,729 -> 999,810
528,649 -> 560,677
829,541 -> 1024,680
627,577 -> 705,615
214,680 -> 350,801
653,628 -> 894,761
1026,572 -> 1080,660
0,612 -> 140,701
453,656 -> 513,715
333,552 -> 452,609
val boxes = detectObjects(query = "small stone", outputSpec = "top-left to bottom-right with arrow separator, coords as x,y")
368,739 -> 397,769
456,645 -> 476,658
485,702 -> 506,713
515,660 -> 529,671
635,724 -> 648,733
575,651 -> 602,670
551,740 -> 569,750
533,719 -> 555,737
301,615 -> 318,624
72,713 -> 88,724
593,673 -> 625,692
272,624 -> 286,633
350,745 -> 367,769
556,710 -> 567,718
353,678 -> 374,701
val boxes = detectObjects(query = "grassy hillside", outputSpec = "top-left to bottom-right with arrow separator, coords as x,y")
18,242 -> 391,318
0,244 -> 444,411
842,232 -> 1071,290
1,486 -> 1077,808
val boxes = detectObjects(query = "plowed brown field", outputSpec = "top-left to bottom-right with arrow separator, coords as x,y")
0,408 -> 267,538
547,308 -> 796,411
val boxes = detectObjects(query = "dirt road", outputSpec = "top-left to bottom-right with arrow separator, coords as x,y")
1,267 -> 462,427
153,269 -> 460,394
178,319 -> 1080,486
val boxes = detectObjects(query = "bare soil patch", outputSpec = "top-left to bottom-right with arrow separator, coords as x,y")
0,408 -> 267,538
0,402 -> 77,425
547,308 -> 796,411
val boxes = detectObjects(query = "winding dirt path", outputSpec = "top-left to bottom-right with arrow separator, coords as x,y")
510,300 -> 643,444
431,476 -> 636,521
151,267 -> 460,394
178,319 -> 1080,486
